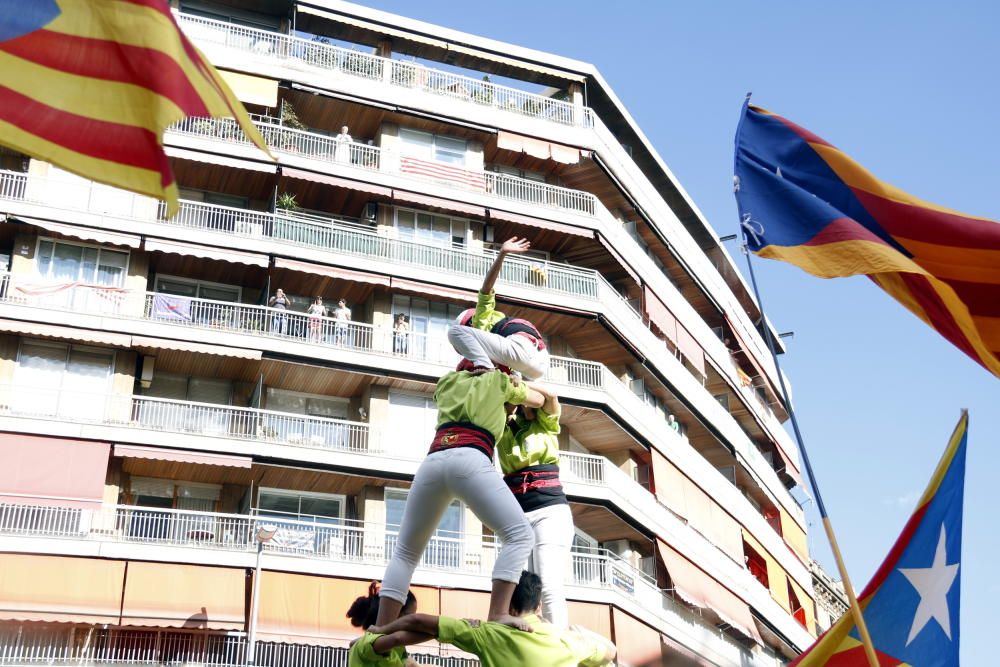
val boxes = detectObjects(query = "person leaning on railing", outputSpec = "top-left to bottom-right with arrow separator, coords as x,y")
268,288 -> 289,335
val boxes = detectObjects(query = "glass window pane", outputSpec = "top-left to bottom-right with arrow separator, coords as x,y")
97,250 -> 128,287
267,388 -> 307,414
17,342 -> 67,389
299,496 -> 342,520
258,492 -> 300,516
188,378 -> 231,405
198,285 -> 240,302
52,243 -> 83,281
37,240 -> 54,277
65,349 -> 114,385
157,279 -> 197,298
81,247 -> 99,283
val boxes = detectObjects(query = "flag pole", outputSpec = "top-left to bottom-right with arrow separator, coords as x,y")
737,235 -> 881,667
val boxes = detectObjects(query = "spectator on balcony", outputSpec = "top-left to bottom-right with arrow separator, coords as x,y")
333,298 -> 352,346
448,237 -> 550,380
393,313 -> 410,355
375,365 -> 545,632
335,125 -> 354,164
667,414 -> 680,434
498,384 -> 572,629
307,296 -> 327,343
268,288 -> 290,335
369,571 -> 616,667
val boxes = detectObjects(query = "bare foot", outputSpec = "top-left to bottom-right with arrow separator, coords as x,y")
489,614 -> 533,632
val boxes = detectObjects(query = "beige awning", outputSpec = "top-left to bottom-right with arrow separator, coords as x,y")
297,5 -> 449,49
113,444 -> 252,468
165,146 -> 278,173
282,167 -> 392,197
444,42 -> 586,82
274,257 -> 390,286
0,319 -> 131,347
131,335 -> 262,360
391,277 -> 474,302
496,131 -> 581,164
143,238 -> 269,267
0,555 -> 125,625
121,562 -> 246,630
612,609 -> 662,667
218,70 -> 279,107
392,189 -> 486,218
488,208 -> 592,238
13,217 -> 141,248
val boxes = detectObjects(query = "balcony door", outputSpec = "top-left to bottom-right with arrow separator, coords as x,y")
391,296 -> 462,364
154,275 -> 242,328
263,388 -> 350,449
13,340 -> 114,420
140,373 -> 233,435
256,488 -> 346,556
33,238 -> 129,314
385,488 -> 463,569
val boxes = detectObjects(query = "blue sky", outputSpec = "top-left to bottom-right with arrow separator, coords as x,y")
362,0 -> 999,660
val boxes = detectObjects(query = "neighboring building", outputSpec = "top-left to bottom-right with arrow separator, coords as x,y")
0,1 -> 817,665
811,560 -> 850,634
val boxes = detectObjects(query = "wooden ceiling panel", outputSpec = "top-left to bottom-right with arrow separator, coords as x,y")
260,359 -> 373,398
571,503 -> 651,548
171,158 -> 276,200
147,252 -> 269,291
147,350 -> 262,383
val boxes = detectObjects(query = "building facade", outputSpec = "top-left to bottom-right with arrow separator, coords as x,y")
0,1 -> 818,665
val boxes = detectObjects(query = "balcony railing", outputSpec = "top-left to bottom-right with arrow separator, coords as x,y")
0,502 -> 771,666
175,13 -> 588,128
0,623 -> 477,667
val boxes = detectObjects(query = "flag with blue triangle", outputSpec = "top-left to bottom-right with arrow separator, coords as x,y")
791,412 -> 966,666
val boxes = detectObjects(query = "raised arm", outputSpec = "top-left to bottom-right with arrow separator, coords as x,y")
526,381 -> 560,416
481,237 -> 531,295
369,613 -> 440,638
371,629 -> 435,655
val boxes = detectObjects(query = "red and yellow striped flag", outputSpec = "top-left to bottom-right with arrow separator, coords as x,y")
0,0 -> 273,215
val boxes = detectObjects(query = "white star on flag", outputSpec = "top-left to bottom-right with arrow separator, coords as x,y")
899,525 -> 960,645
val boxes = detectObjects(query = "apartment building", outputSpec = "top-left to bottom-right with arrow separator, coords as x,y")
0,1 -> 820,665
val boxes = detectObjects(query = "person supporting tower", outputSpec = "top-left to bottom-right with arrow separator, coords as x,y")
498,384 -> 573,628
448,237 -> 550,380
375,366 -> 545,630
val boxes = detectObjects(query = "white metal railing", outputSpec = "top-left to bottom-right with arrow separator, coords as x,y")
0,502 -> 773,666
175,13 -> 587,128
0,624 -> 478,667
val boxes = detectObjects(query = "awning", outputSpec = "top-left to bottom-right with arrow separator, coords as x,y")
598,233 -> 641,285
650,449 -> 687,518
643,285 -> 677,344
612,609 -> 662,666
13,217 -> 141,248
297,5 -> 450,49
657,540 -> 762,644
496,131 -> 581,164
787,575 -> 817,634
708,502 -> 745,564
0,319 -> 131,347
488,208 -> 592,238
143,238 -> 269,268
675,325 -> 706,377
0,555 -> 125,624
390,277 -> 474,302
0,435 -> 110,509
780,509 -> 809,562
392,189 -> 486,218
274,257 -> 390,286
443,42 -> 586,82
218,70 -> 279,107
113,444 -> 252,469
165,146 -> 278,173
121,562 -> 246,630
131,335 -> 262,360
257,571 -> 372,645
742,529 -> 790,612
282,166 -> 392,197
661,634 -> 715,667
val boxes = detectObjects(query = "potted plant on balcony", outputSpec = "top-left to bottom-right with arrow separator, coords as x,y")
278,101 -> 307,152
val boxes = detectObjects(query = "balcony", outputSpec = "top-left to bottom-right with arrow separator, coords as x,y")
0,166 -> 797,498
175,13 -> 589,129
0,502 -> 782,667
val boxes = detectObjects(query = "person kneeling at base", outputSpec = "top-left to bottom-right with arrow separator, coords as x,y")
367,571 -> 616,667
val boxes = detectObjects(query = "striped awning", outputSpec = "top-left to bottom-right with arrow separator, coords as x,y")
144,238 -> 269,267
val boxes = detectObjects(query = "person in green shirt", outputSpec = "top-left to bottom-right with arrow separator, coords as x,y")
448,237 -> 550,380
376,368 -> 546,631
369,571 -> 617,667
498,384 -> 574,628
347,585 -> 427,667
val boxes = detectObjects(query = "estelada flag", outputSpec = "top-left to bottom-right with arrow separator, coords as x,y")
0,0 -> 273,216
791,413 -> 967,666
733,102 -> 1000,378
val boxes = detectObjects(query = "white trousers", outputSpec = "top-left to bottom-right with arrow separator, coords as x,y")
525,503 -> 575,629
447,324 -> 550,381
380,447 -> 534,604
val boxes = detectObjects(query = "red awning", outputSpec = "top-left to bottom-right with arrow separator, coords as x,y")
392,190 -> 486,218
273,257 -> 390,286
282,167 -> 392,197
0,435 -> 109,509
488,208 -> 592,238
675,325 -> 706,377
113,444 -> 252,468
643,285 -> 677,344
390,277 -> 474,302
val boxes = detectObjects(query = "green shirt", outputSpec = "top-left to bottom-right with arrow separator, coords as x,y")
497,408 -> 561,474
471,290 -> 506,332
437,614 -> 611,667
434,370 -> 529,443
348,633 -> 407,667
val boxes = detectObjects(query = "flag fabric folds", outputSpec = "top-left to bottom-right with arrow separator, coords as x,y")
733,103 -> 1000,378
791,413 -> 967,667
0,0 -> 272,215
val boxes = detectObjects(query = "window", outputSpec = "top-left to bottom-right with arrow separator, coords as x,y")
399,128 -> 468,166
140,373 -> 232,434
262,388 -> 352,449
394,208 -> 470,249
125,477 -> 221,542
390,297 -> 464,364
572,529 -> 600,584
744,541 -> 769,588
787,579 -> 807,627
387,391 -> 439,454
14,340 -> 114,419
155,275 -> 241,302
34,239 -> 129,313
256,488 -> 347,556
258,488 -> 345,523
714,393 -> 730,411
385,488 -> 463,569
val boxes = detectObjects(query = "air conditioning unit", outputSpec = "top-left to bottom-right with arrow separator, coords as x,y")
604,539 -> 631,558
